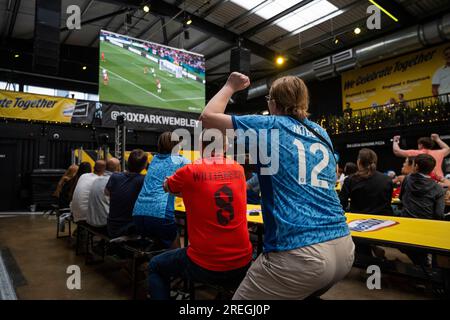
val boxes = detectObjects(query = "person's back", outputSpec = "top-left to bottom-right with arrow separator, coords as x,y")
400,154 -> 445,220
168,156 -> 252,270
71,173 -> 99,222
87,158 -> 121,228
133,132 -> 190,248
234,115 -> 349,251
133,154 -> 189,220
342,171 -> 394,215
106,150 -> 147,238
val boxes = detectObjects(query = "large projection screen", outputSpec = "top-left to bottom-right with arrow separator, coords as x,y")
99,30 -> 206,113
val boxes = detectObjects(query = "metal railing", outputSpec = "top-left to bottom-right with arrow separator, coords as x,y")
319,94 -> 450,135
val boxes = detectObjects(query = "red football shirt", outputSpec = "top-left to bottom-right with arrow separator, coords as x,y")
167,156 -> 252,272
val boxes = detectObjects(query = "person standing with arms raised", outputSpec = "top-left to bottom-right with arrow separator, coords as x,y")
199,72 -> 355,300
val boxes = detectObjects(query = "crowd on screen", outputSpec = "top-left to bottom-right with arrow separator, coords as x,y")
145,42 -> 205,73
53,72 -> 450,300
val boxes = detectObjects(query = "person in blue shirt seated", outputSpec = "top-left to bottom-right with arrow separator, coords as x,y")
133,132 -> 190,249
106,149 -> 148,239
199,72 -> 355,300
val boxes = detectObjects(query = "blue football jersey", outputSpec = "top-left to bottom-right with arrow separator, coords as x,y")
232,115 -> 349,252
133,154 -> 190,220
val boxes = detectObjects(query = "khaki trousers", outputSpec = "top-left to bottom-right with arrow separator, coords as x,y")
233,235 -> 355,300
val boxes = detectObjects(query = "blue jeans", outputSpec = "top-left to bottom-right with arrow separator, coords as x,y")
148,248 -> 250,300
133,215 -> 178,248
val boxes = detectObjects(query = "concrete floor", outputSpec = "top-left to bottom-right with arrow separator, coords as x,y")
0,213 -> 434,300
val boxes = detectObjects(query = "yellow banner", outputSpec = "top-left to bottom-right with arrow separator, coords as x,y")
342,42 -> 450,110
0,90 -> 76,123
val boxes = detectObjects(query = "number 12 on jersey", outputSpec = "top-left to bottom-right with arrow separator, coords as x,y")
293,139 -> 330,189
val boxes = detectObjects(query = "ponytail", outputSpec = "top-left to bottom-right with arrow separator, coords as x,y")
355,148 -> 377,179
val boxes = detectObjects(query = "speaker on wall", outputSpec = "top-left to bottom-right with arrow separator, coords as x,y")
33,0 -> 61,75
230,46 -> 251,104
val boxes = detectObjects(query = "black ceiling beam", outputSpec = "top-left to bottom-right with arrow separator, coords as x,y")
166,0 -> 229,46
60,7 -> 130,32
199,0 -> 230,18
161,17 -> 168,45
62,0 -> 95,44
241,0 -> 316,38
98,0 -> 286,64
186,35 -> 209,51
135,16 -> 163,39
264,0 -> 361,48
87,13 -> 119,47
373,0 -> 414,24
6,0 -> 21,38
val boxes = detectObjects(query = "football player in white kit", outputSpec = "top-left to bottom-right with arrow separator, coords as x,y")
156,78 -> 162,94
102,68 -> 109,86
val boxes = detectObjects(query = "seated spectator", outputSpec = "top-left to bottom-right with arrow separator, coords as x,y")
338,162 -> 357,187
400,154 -> 445,220
53,164 -> 78,208
339,148 -> 394,215
106,149 -> 147,238
393,134 -> 450,180
71,160 -> 106,223
67,162 -> 92,207
132,132 -> 190,248
147,130 -> 252,300
392,157 -> 415,198
87,158 -> 121,230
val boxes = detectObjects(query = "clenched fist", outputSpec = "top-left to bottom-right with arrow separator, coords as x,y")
226,72 -> 250,92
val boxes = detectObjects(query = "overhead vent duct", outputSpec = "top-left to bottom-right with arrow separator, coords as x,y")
247,13 -> 450,100
312,57 -> 336,80
333,49 -> 357,73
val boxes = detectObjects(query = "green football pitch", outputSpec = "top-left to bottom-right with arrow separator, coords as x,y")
99,41 -> 205,113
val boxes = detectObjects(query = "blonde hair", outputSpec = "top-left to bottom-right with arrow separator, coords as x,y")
269,76 -> 310,119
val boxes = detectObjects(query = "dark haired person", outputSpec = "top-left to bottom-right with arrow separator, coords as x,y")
393,134 -> 450,180
132,132 -> 190,248
392,157 -> 415,198
339,148 -> 393,216
71,160 -> 106,223
400,154 -> 445,220
106,149 -> 148,238
198,72 -> 354,300
147,130 -> 252,300
338,162 -> 357,188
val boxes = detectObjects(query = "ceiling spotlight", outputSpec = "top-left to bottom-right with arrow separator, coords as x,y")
333,37 -> 339,44
354,27 -> 361,35
143,5 -> 150,13
82,66 -> 87,70
185,16 -> 192,25
276,56 -> 285,66
14,53 -> 20,58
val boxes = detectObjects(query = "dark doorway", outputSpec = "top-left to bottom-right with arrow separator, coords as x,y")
0,143 -> 17,211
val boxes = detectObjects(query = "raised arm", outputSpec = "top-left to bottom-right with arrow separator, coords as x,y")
200,72 -> 250,132
431,134 -> 450,156
392,135 -> 410,158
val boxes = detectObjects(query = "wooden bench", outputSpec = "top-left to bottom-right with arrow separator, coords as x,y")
73,221 -> 167,299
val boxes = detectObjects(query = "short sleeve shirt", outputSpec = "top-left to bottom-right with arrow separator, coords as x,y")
232,115 -> 349,252
167,157 -> 253,272
133,154 -> 190,220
